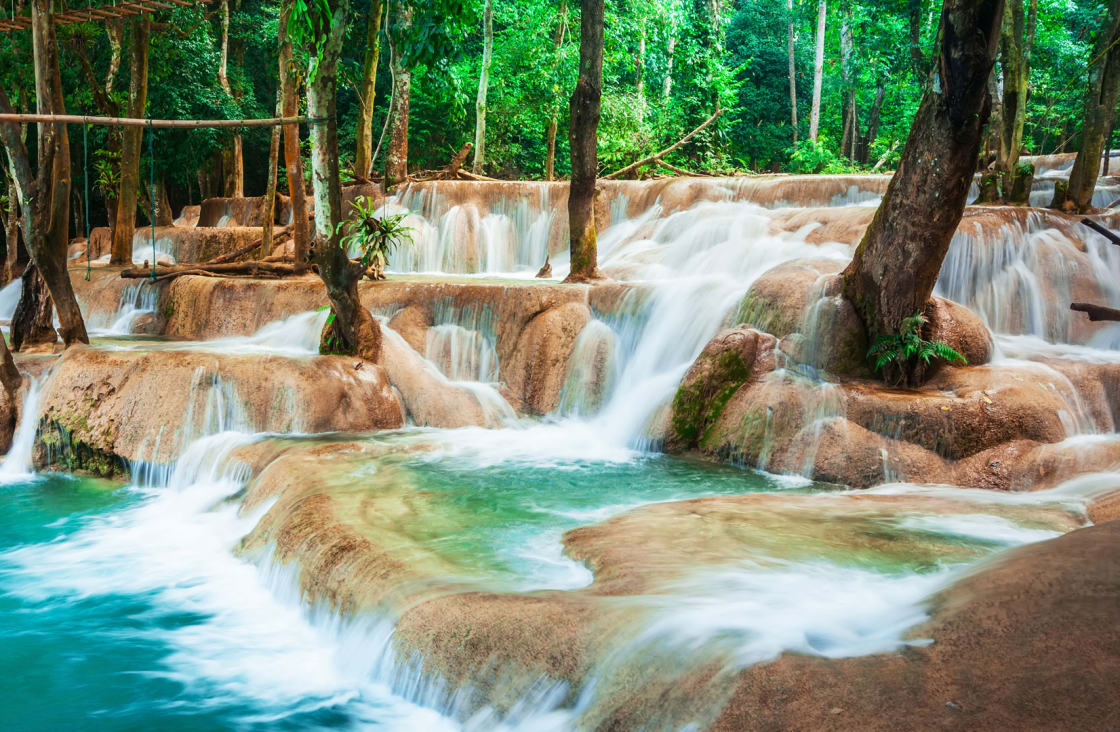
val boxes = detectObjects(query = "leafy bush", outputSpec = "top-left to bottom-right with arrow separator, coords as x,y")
867,311 -> 966,383
787,139 -> 862,174
337,195 -> 414,279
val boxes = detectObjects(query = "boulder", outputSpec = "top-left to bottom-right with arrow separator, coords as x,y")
503,302 -> 592,415
387,304 -> 432,353
666,327 -> 776,453
925,297 -> 993,368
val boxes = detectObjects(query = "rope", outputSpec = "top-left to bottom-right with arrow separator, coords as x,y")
148,117 -> 155,282
83,123 -> 91,281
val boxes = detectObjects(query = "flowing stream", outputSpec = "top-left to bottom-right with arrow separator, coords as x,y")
3,173 -> 1120,728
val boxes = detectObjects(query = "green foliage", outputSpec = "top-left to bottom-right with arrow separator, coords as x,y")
337,195 -> 414,276
867,312 -> 966,376
787,139 -> 860,174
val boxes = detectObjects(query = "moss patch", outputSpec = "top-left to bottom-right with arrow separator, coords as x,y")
670,350 -> 752,451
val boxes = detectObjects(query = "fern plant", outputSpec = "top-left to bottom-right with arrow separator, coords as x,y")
337,195 -> 414,280
867,311 -> 966,382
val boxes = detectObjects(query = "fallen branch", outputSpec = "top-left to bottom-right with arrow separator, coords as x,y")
446,142 -> 473,177
122,260 -> 298,281
871,140 -> 899,172
1071,302 -> 1120,322
204,226 -> 292,265
1078,218 -> 1120,247
604,107 -> 724,180
454,169 -> 501,182
656,159 -> 710,177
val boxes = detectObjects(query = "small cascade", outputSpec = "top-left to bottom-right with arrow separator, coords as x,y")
0,377 -> 43,479
99,280 -> 161,335
425,325 -> 499,383
557,320 -> 619,417
0,278 -> 21,323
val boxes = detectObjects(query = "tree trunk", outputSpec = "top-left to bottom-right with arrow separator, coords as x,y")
841,0 -> 1004,386
354,0 -> 384,179
839,16 -> 859,160
306,0 -> 382,361
909,0 -> 930,79
998,0 -> 1038,202
22,0 -> 88,346
218,0 -> 244,198
10,265 -> 55,351
279,0 -> 310,274
473,0 -> 494,174
262,92 -> 281,259
787,0 -> 798,145
544,0 -> 568,180
1051,0 -> 1120,213
663,35 -> 676,99
565,0 -> 604,283
809,0 -> 826,143
858,83 -> 885,164
384,1 -> 412,189
110,14 -> 151,266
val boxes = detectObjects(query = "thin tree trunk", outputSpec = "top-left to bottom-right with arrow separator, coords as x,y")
841,0 -> 1003,386
909,0 -> 930,79
544,0 -> 568,180
809,0 -> 826,143
473,0 -> 494,174
636,15 -> 646,122
262,91 -> 281,259
1052,0 -> 1120,213
279,0 -> 310,273
306,0 -> 382,361
218,0 -> 243,197
384,0 -> 412,189
998,0 -> 1039,202
840,16 -> 859,160
663,35 -> 676,99
565,0 -> 604,283
110,14 -> 150,265
787,0 -> 798,145
859,83 -> 885,164
354,0 -> 384,179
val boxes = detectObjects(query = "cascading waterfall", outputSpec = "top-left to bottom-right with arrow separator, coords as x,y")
0,377 -> 43,479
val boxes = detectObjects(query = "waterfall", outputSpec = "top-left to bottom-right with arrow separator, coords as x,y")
0,279 -> 21,322
0,377 -> 42,479
98,280 -> 161,335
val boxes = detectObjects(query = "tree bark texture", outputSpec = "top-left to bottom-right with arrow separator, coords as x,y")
841,0 -> 1004,384
809,0 -> 826,142
473,0 -> 494,174
998,0 -> 1038,201
565,0 -> 605,283
110,15 -> 150,265
279,0 -> 310,274
307,0 -> 382,362
1052,0 -> 1120,213
354,0 -> 384,179
384,1 -> 412,189
10,265 -> 55,350
218,0 -> 244,198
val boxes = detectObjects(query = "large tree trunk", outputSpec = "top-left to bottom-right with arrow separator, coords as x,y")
998,0 -> 1039,203
25,0 -> 87,346
354,0 -> 384,179
565,0 -> 604,283
1051,0 -> 1120,213
809,0 -> 826,143
841,0 -> 1003,386
10,265 -> 55,350
110,14 -> 151,266
472,0 -> 494,174
218,0 -> 244,198
306,0 -> 381,361
786,0 -> 798,145
262,91 -> 281,259
384,1 -> 412,189
544,0 -> 568,180
279,0 -> 310,274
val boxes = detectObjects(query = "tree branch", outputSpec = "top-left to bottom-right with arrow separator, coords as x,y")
1071,302 -> 1120,321
604,107 -> 723,179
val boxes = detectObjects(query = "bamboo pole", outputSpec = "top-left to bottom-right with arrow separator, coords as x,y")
0,113 -> 312,128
